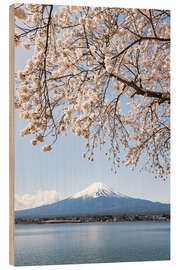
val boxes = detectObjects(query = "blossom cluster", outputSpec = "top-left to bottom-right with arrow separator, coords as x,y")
14,4 -> 170,179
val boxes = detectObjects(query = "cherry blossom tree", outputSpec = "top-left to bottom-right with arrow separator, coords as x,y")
14,4 -> 170,179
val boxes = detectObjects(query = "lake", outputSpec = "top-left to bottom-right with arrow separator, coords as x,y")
14,221 -> 170,266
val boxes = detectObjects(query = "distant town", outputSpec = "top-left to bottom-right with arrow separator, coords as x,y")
15,214 -> 170,224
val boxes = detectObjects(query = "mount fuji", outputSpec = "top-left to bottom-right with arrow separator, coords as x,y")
15,182 -> 170,219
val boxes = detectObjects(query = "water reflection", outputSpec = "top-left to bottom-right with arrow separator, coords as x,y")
15,222 -> 170,266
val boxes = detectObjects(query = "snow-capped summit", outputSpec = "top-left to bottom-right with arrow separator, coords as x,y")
70,182 -> 128,199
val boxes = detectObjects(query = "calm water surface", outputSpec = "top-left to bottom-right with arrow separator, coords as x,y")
15,221 -> 170,266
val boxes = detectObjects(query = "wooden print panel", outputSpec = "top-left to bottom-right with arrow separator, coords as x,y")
10,3 -> 170,266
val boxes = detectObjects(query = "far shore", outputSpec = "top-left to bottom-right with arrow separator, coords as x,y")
15,214 -> 170,224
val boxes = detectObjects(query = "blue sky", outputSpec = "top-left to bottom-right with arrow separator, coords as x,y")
14,23 -> 170,209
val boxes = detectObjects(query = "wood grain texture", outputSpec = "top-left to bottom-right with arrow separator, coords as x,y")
9,4 -> 15,266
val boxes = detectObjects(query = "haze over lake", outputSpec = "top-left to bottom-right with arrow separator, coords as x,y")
15,221 -> 170,266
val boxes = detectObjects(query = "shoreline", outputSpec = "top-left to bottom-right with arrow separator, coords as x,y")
15,215 -> 170,225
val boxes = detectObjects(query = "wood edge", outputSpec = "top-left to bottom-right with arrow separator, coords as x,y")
9,4 -> 15,266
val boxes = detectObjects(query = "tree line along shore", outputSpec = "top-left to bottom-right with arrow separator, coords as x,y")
15,214 -> 170,224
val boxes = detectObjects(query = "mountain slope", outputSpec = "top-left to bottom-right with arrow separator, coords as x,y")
15,182 -> 170,219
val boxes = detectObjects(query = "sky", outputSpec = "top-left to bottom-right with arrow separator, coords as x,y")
14,9 -> 170,210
